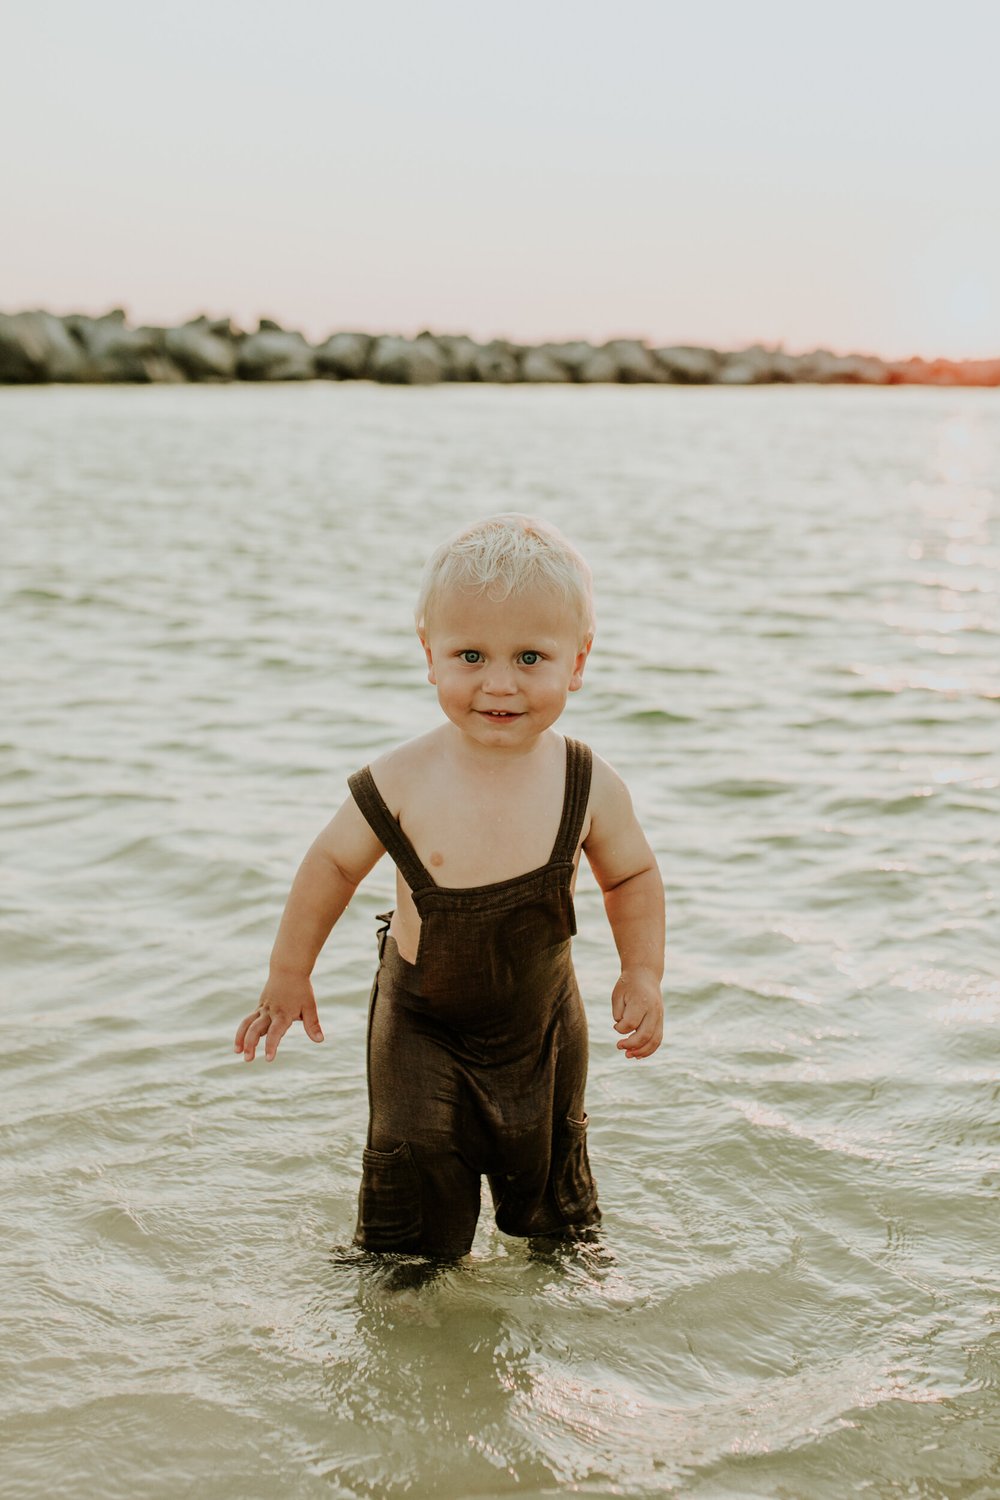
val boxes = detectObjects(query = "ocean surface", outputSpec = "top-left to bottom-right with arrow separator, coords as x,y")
2,382 -> 998,1499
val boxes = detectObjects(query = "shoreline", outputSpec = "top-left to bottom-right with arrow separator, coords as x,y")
2,308 -> 999,387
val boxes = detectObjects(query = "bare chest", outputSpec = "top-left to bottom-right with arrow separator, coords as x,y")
400,774 -> 565,888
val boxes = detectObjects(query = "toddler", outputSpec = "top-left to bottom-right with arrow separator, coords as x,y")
234,514 -> 664,1258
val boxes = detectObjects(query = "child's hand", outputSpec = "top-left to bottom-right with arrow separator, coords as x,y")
234,973 -> 325,1062
611,972 -> 663,1059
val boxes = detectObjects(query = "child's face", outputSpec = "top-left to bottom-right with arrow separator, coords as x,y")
421,583 -> 591,749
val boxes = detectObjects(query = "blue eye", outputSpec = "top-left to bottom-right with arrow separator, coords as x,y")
459,650 -> 482,664
520,651 -> 540,666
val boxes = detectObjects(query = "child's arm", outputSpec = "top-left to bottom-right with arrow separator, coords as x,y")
582,758 -> 665,1059
234,796 -> 385,1062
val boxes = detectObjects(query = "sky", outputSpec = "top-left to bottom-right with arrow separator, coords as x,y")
3,0 -> 1000,359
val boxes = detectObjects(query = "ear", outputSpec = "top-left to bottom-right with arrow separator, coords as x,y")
568,636 -> 593,693
420,634 -> 437,686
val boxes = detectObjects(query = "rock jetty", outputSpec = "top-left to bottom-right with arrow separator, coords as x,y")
2,308 -> 998,387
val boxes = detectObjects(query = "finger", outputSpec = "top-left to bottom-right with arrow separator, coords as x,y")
618,1028 -> 661,1058
236,1013 -> 267,1054
242,1014 -> 271,1061
302,999 -> 324,1044
611,992 -> 625,1023
617,1020 -> 651,1047
234,1012 -> 259,1051
264,1016 -> 291,1061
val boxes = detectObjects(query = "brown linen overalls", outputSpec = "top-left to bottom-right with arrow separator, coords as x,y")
347,737 -> 601,1259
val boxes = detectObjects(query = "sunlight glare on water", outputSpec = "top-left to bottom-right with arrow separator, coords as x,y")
1,383 -> 999,1498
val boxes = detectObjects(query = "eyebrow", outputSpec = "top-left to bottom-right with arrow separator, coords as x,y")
445,638 -> 557,651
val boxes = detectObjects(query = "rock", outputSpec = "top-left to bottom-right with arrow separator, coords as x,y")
893,357 -> 977,387
577,347 -> 621,383
314,331 -> 373,379
164,321 -> 237,380
64,307 -> 127,339
519,347 -> 573,383
791,349 -> 889,384
952,358 -> 1000,387
433,334 -> 483,381
653,345 -> 723,383
602,339 -> 665,383
928,361 -> 965,386
413,333 -> 450,377
3,310 -> 998,387
764,349 -> 800,382
888,357 -> 929,385
787,347 -> 832,382
67,312 -> 182,382
183,313 -> 237,340
471,341 -> 519,383
0,310 -> 85,382
540,342 -> 600,379
716,345 -> 783,384
236,329 -> 315,381
844,354 -> 891,384
368,335 -> 446,384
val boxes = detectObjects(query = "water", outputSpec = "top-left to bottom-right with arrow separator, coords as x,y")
2,383 -> 998,1498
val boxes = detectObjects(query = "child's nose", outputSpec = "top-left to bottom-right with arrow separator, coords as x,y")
483,665 -> 517,694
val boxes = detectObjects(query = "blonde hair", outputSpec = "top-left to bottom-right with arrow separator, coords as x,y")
416,513 -> 595,644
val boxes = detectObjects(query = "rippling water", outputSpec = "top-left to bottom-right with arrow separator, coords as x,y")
2,383 -> 999,1498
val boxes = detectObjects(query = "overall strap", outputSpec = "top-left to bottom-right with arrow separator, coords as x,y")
347,768 -> 435,895
550,738 -> 593,864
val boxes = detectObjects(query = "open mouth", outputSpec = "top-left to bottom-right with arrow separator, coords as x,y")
480,710 -> 522,719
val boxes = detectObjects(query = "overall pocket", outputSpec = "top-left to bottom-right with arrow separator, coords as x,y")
355,1141 -> 423,1250
552,1114 -> 600,1224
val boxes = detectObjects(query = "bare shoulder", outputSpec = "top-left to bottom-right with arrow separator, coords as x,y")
582,750 -> 656,890
585,750 -> 636,827
368,729 -> 448,816
319,737 -> 436,881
